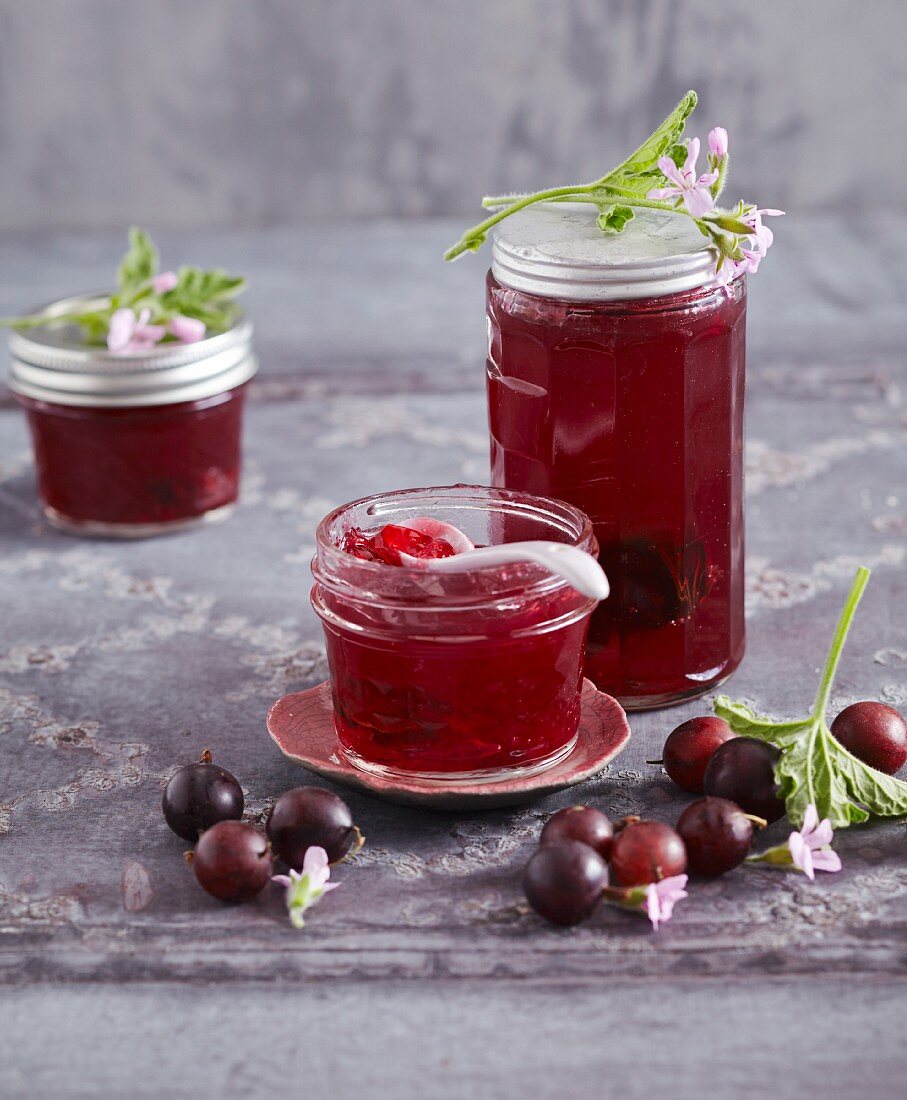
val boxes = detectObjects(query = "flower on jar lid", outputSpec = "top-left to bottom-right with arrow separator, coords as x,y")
169,315 -> 207,344
107,307 -> 167,354
647,138 -> 719,218
152,270 -> 179,294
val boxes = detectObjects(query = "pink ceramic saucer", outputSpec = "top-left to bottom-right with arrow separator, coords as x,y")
267,679 -> 631,810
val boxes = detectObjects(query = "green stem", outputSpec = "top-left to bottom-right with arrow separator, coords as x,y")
444,184 -> 597,261
812,567 -> 872,721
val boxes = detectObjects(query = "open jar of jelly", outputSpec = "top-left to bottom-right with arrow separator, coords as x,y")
487,205 -> 747,709
311,485 -> 600,782
7,295 -> 257,537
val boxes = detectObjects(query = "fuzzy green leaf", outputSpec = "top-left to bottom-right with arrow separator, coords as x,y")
713,697 -> 810,747
597,206 -> 635,233
598,91 -> 697,184
714,569 -> 907,829
117,227 -> 158,298
830,735 -> 907,817
774,721 -> 869,828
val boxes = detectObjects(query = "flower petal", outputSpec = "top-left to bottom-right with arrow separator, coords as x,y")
107,308 -> 136,353
684,137 -> 701,174
152,271 -> 179,294
271,874 -> 293,888
811,849 -> 842,874
801,804 -> 819,836
681,186 -> 715,218
788,831 -> 807,871
656,155 -> 684,188
645,884 -> 662,929
807,818 -> 834,850
303,846 -> 330,875
647,186 -> 681,202
169,315 -> 207,344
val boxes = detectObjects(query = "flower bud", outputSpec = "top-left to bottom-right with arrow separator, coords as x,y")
708,127 -> 728,159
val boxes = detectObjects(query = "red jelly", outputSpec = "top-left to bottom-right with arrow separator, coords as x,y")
341,524 -> 457,564
19,389 -> 245,532
487,205 -> 747,708
312,486 -> 599,781
8,306 -> 256,537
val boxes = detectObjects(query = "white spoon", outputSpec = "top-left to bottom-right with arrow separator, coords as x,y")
421,541 -> 610,600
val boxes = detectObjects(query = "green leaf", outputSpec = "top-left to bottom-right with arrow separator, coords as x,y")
830,734 -> 907,817
714,569 -> 907,829
171,266 -> 247,303
117,227 -> 158,298
713,697 -> 810,747
773,721 -> 868,828
597,206 -> 635,233
597,90 -> 697,184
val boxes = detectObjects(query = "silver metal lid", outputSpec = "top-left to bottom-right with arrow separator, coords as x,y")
7,294 -> 257,407
491,203 -> 719,301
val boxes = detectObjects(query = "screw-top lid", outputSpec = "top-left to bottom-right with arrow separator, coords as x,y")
491,203 -> 720,302
7,294 -> 257,408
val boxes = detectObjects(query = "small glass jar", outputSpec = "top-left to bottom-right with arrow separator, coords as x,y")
487,205 -> 747,709
311,485 -> 599,782
7,295 -> 257,537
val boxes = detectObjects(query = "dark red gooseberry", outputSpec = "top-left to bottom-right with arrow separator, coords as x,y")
162,750 -> 244,841
702,737 -> 785,823
523,840 -> 608,926
661,716 -> 736,794
676,797 -> 759,877
831,702 -> 907,775
267,787 -> 361,867
609,820 -> 687,887
540,805 -> 614,860
190,821 -> 272,902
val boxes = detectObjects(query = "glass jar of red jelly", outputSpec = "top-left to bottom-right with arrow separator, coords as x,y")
7,295 -> 257,537
311,485 -> 599,782
487,205 -> 747,709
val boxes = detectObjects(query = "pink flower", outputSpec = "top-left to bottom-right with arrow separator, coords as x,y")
708,127 -> 728,159
787,804 -> 842,880
715,206 -> 785,283
152,271 -> 179,294
741,207 -> 784,254
648,138 -> 719,218
107,307 -> 167,354
168,315 -> 206,344
273,846 -> 339,929
645,874 -> 689,930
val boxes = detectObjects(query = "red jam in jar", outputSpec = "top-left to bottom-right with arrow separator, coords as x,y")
311,486 -> 599,781
19,388 -> 245,531
487,206 -> 747,709
8,302 -> 256,537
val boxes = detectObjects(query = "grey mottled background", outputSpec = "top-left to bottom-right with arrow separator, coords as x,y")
0,0 -> 903,230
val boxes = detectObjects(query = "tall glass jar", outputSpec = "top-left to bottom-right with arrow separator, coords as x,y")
7,295 -> 257,537
486,205 -> 747,709
311,485 -> 599,782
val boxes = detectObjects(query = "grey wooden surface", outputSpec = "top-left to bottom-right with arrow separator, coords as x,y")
1,221 -> 906,1099
1,0 -> 905,229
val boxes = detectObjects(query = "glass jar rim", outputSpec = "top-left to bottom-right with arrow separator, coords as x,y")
313,484 -> 598,607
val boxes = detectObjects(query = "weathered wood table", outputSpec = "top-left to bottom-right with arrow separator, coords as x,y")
1,222 -> 906,1098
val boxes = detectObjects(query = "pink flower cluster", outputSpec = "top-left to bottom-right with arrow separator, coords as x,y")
647,127 -> 784,283
107,270 -> 206,354
716,205 -> 785,285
